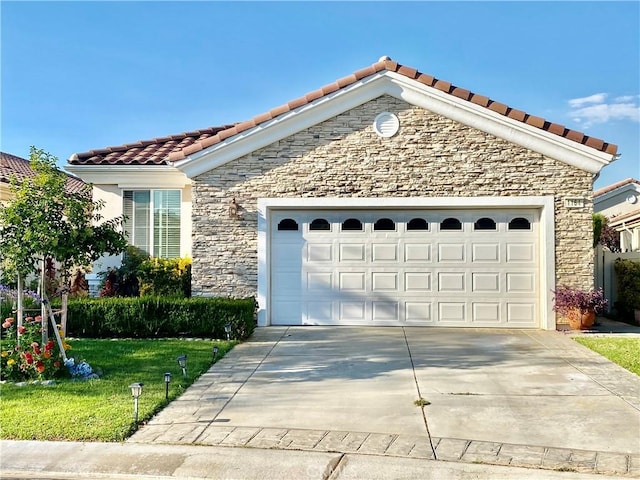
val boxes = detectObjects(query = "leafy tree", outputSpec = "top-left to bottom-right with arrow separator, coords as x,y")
0,147 -> 127,336
593,213 -> 621,252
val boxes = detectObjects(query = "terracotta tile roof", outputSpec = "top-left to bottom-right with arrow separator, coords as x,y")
593,177 -> 640,197
71,57 -> 618,166
69,126 -> 234,166
1,151 -> 86,194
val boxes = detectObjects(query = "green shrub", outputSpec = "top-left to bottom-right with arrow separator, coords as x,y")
614,259 -> 640,320
138,257 -> 191,297
66,296 -> 255,339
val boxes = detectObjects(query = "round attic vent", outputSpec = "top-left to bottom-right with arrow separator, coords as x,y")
373,112 -> 400,138
627,194 -> 638,204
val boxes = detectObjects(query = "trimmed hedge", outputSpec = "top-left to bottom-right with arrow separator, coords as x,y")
66,297 -> 256,339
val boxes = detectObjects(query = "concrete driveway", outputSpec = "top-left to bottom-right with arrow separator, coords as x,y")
130,327 -> 640,475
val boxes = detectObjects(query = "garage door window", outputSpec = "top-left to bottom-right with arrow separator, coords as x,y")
508,217 -> 531,230
342,218 -> 363,231
310,218 -> 331,231
407,218 -> 429,230
278,219 -> 299,231
441,217 -> 462,230
374,218 -> 395,231
474,217 -> 497,230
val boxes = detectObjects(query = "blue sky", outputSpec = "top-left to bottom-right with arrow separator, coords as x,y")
2,1 -> 638,189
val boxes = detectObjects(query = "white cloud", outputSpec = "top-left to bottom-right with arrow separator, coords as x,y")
568,93 -> 608,108
568,93 -> 640,127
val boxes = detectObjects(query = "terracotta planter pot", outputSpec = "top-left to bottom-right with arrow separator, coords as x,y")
567,308 -> 596,330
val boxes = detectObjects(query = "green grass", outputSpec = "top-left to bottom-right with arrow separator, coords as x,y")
0,338 -> 234,441
574,337 -> 640,376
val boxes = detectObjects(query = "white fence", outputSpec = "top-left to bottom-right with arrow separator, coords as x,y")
594,245 -> 640,313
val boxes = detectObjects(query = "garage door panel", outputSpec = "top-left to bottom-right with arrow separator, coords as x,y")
506,243 -> 535,263
406,302 -> 432,322
306,272 -> 332,292
307,243 -> 333,262
340,243 -> 365,261
506,273 -> 535,293
472,302 -> 501,323
339,272 -> 366,291
405,244 -> 431,262
373,302 -> 399,321
405,272 -> 432,291
305,301 -> 333,324
340,302 -> 366,321
372,272 -> 399,291
472,243 -> 500,262
372,243 -> 398,261
506,303 -> 536,325
438,243 -> 465,262
438,303 -> 466,322
272,208 -> 539,328
438,272 -> 466,292
472,272 -> 500,292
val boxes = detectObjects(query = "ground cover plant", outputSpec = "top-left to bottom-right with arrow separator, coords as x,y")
574,337 -> 640,376
0,338 -> 234,441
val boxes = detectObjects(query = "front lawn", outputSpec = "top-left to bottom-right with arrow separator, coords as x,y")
574,337 -> 640,376
0,338 -> 234,441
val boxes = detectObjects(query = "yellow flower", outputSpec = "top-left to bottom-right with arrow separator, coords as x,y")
1,351 -> 8,358
7,358 -> 15,366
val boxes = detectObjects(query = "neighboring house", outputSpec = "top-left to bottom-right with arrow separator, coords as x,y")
66,56 -> 619,330
594,178 -> 640,252
1,151 -> 85,202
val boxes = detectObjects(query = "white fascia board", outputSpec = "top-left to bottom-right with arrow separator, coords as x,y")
176,71 -> 613,178
383,72 -> 614,174
64,165 -> 191,188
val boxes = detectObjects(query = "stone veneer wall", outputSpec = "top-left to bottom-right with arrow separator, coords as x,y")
192,95 -> 594,301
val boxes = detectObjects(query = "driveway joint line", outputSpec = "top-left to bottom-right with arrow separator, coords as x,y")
401,326 -> 438,459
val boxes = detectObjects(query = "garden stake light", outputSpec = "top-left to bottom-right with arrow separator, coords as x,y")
224,323 -> 232,341
164,372 -> 172,400
129,382 -> 143,424
213,345 -> 219,361
177,354 -> 187,379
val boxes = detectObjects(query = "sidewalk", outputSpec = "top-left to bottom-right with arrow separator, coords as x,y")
0,440 -> 633,480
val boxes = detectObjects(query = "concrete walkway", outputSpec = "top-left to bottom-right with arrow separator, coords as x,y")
126,325 -> 640,477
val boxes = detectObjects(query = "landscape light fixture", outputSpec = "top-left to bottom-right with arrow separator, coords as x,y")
164,372 -> 172,400
129,382 -> 144,424
224,323 -> 232,341
177,354 -> 187,379
213,345 -> 219,361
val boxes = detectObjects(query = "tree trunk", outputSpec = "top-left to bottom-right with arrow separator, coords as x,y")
41,257 -> 48,344
16,274 -> 23,347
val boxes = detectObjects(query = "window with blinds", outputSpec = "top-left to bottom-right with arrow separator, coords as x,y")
123,190 -> 181,258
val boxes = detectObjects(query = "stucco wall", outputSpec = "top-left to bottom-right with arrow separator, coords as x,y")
191,95 -> 594,298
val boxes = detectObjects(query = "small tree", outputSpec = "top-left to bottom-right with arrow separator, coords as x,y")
0,147 -> 127,349
593,213 -> 620,252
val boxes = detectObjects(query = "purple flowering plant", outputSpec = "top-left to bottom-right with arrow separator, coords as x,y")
552,285 -> 608,316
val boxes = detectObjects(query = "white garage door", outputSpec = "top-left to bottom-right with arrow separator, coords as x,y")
270,209 -> 539,327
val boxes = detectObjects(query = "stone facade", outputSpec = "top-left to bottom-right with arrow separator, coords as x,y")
192,95 -> 594,301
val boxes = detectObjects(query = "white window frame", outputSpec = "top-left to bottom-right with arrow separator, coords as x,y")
123,189 -> 182,258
